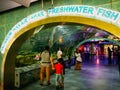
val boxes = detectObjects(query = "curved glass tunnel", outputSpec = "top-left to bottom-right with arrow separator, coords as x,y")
1,0 -> 120,90
19,23 -> 120,60
13,23 -> 120,89
16,23 -> 119,67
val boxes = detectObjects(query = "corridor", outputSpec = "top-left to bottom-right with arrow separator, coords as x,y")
18,63 -> 120,90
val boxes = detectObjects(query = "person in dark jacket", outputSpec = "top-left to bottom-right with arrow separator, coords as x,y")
107,47 -> 112,65
117,48 -> 120,76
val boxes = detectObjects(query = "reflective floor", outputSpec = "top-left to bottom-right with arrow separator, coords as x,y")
18,62 -> 120,90
14,53 -> 120,90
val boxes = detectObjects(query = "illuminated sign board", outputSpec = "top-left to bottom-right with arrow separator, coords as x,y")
1,5 -> 120,54
48,5 -> 120,24
0,10 -> 47,54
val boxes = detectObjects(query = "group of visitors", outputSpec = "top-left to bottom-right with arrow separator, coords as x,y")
36,45 -> 120,90
36,46 -> 82,90
38,46 -> 65,90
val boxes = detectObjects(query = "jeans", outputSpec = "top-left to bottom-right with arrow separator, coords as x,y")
55,74 -> 62,86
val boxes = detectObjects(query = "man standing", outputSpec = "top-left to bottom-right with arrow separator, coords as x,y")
40,46 -> 54,86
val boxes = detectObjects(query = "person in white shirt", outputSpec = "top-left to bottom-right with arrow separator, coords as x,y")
74,49 -> 82,70
57,47 -> 63,59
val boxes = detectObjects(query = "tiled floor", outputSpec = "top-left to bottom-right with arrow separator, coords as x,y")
19,63 -> 120,90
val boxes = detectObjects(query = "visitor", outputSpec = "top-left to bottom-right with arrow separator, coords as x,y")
107,47 -> 112,65
54,58 -> 64,90
40,46 -> 54,86
57,47 -> 63,59
117,48 -> 120,76
74,49 -> 82,70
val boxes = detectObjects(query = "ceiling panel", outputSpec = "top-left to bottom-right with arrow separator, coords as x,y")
0,0 -> 38,12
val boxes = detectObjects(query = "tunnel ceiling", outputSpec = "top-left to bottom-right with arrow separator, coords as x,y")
19,23 -> 120,53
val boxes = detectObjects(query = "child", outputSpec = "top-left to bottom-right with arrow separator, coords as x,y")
54,58 -> 64,90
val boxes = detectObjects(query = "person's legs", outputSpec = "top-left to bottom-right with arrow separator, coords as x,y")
75,61 -> 77,70
56,74 -> 63,86
40,65 -> 45,85
56,74 -> 64,89
56,74 -> 60,86
61,74 -> 64,87
77,62 -> 80,70
80,62 -> 82,70
56,74 -> 60,90
76,61 -> 81,70
46,66 -> 51,85
75,61 -> 79,70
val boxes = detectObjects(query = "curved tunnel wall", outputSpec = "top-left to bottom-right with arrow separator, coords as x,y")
1,29 -> 35,90
1,10 -> 120,90
72,37 -> 120,56
79,38 -> 120,46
